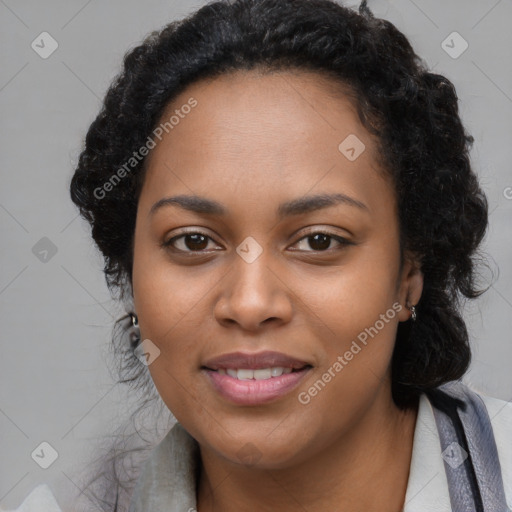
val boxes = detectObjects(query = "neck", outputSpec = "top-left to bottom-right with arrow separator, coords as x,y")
196,387 -> 419,512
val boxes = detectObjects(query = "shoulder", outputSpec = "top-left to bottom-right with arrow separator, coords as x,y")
476,389 -> 512,503
460,384 -> 512,467
477,389 -> 512,434
439,381 -> 512,508
0,484 -> 62,512
129,422 -> 199,510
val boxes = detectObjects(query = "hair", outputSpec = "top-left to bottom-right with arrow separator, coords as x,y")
69,0 -> 489,509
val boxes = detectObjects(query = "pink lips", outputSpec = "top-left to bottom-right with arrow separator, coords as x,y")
202,350 -> 312,405
202,350 -> 310,370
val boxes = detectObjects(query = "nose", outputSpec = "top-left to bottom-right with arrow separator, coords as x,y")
213,251 -> 294,332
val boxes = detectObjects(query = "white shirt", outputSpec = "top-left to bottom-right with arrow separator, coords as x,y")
3,390 -> 511,511
404,391 -> 512,511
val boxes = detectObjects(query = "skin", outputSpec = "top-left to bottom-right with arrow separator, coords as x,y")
131,68 -> 424,512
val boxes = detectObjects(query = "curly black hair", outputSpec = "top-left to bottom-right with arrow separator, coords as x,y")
69,0 -> 489,509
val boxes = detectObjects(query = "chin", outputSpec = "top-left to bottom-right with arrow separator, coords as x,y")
208,431 -> 315,470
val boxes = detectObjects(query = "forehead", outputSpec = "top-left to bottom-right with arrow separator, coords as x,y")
140,68 -> 393,218
152,67 -> 369,155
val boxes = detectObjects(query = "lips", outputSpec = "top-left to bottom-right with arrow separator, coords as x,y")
201,350 -> 313,405
202,350 -> 311,371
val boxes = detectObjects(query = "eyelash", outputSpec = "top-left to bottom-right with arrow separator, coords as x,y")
161,229 -> 353,254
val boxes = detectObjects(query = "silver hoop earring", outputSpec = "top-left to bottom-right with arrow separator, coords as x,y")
128,312 -> 141,346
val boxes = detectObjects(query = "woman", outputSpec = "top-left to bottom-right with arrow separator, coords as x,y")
7,0 -> 509,510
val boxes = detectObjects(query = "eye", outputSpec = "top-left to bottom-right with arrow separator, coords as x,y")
162,231 -> 222,253
161,229 -> 353,254
291,231 -> 353,252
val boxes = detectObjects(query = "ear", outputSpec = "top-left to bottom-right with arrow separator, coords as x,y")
396,252 -> 424,322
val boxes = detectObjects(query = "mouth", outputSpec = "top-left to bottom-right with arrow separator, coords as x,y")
201,351 -> 313,405
203,366 -> 311,380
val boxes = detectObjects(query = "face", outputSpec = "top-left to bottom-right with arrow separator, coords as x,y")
131,69 -> 423,469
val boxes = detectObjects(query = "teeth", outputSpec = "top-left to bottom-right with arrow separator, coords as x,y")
271,367 -> 284,377
254,368 -> 271,380
217,367 -> 297,380
237,369 -> 254,380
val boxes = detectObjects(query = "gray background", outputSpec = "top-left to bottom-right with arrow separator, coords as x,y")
1,0 -> 511,509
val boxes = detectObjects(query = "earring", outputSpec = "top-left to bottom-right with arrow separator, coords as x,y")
128,312 -> 141,347
409,305 -> 417,322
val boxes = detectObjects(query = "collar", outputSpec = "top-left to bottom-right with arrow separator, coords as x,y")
403,392 -> 451,511
129,393 -> 452,511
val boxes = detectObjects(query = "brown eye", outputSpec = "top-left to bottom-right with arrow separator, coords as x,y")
292,231 -> 352,252
163,232 -> 219,253
306,233 -> 331,251
182,233 -> 209,251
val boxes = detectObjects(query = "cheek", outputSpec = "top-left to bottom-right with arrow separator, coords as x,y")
132,238 -> 210,414
291,239 -> 402,391
293,283 -> 401,439
132,227 -> 215,341
297,275 -> 400,388
296,244 -> 401,341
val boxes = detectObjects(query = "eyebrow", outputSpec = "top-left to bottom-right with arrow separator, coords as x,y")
149,192 -> 368,218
